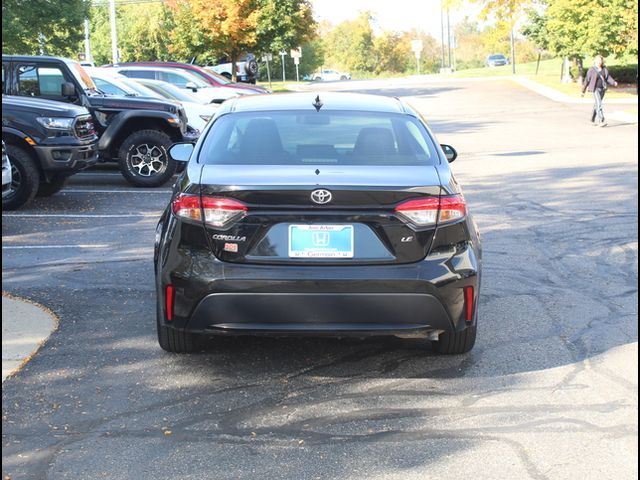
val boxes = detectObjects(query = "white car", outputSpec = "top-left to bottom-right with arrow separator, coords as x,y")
132,79 -> 220,132
313,69 -> 351,82
111,66 -> 246,104
85,69 -> 218,132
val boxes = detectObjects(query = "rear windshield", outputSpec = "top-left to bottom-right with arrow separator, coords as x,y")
198,111 -> 439,166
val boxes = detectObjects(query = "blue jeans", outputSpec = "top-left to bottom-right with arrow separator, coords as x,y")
591,88 -> 606,123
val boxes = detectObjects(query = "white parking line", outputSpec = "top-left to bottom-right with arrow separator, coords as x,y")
2,244 -> 110,250
61,189 -> 172,194
2,213 -> 160,218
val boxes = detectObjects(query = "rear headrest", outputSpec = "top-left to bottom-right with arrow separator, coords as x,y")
240,118 -> 283,157
353,127 -> 396,155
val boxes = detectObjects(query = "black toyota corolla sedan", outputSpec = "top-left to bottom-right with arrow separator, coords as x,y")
154,92 -> 482,354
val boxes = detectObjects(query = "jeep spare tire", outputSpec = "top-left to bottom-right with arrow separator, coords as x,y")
246,58 -> 259,76
118,129 -> 176,187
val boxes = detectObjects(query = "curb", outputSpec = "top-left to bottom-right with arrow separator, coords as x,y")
2,293 -> 58,382
511,76 -> 638,105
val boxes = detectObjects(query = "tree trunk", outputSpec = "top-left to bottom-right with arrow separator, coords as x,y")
561,57 -> 572,83
230,48 -> 238,83
510,26 -> 516,74
576,57 -> 584,85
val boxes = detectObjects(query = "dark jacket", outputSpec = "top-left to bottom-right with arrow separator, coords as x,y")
582,67 -> 617,93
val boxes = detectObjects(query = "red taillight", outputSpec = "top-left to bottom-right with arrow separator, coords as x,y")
166,285 -> 174,321
395,195 -> 466,227
464,286 -> 474,322
172,194 -> 247,227
439,195 -> 467,223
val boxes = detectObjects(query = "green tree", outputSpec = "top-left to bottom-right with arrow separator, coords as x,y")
545,0 -> 638,58
323,12 -> 375,73
524,0 -> 638,78
166,0 -> 213,63
373,32 -> 408,74
3,0 -> 89,57
471,0 -> 530,72
256,0 -> 316,54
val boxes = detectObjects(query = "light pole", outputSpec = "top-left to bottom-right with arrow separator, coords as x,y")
447,9 -> 452,70
109,0 -> 118,64
84,18 -> 92,63
440,3 -> 446,70
279,50 -> 287,82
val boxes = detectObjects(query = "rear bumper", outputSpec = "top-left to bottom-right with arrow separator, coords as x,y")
189,292 -> 451,336
158,240 -> 481,338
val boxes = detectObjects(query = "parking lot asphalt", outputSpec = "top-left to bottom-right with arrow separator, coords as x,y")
2,78 -> 638,480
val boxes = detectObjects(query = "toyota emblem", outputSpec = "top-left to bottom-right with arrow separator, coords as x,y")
310,189 -> 332,205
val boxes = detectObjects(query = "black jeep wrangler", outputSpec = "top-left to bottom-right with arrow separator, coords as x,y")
2,55 -> 196,187
2,95 -> 99,209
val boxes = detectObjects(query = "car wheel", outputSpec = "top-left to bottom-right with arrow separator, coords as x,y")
118,129 -> 176,187
431,325 -> 477,354
36,174 -> 66,197
2,144 -> 40,210
314,77 -> 321,81
340,76 -> 347,81
156,299 -> 207,353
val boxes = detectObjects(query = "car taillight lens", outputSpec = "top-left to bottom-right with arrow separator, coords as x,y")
172,194 -> 247,227
395,195 -> 466,227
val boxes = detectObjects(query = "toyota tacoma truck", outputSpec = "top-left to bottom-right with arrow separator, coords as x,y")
2,55 -> 196,187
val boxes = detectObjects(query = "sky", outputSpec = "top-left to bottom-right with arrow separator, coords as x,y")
311,0 -> 485,39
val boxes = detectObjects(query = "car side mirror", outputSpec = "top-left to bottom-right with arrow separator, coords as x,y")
185,82 -> 198,92
169,142 -> 194,163
441,144 -> 458,163
61,82 -> 76,97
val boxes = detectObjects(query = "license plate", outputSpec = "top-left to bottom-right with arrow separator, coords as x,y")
288,225 -> 354,258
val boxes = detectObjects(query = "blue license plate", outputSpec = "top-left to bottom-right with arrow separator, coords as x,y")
288,225 -> 354,258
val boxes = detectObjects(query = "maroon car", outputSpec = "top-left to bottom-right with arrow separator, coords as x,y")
102,62 -> 269,94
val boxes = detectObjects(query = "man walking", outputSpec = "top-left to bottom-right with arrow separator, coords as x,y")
582,55 -> 618,127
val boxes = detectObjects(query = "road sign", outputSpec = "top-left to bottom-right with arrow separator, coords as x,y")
293,57 -> 300,65
290,48 -> 302,59
261,53 -> 273,62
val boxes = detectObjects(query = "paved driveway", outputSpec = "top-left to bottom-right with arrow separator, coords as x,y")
2,78 -> 637,480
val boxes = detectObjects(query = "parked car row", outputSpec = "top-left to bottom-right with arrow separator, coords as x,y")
1,55 -> 275,209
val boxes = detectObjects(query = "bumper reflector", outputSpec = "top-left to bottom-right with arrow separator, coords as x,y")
464,286 -> 474,322
166,285 -> 174,321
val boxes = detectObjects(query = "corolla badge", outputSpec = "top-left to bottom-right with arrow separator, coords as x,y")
311,189 -> 332,205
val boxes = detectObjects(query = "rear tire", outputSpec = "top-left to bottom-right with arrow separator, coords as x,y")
156,302 -> 207,353
431,325 -> 477,354
118,129 -> 176,187
36,174 -> 66,197
2,144 -> 40,210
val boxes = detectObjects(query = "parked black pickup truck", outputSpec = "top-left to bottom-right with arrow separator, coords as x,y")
2,95 -> 99,209
2,55 -> 196,187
